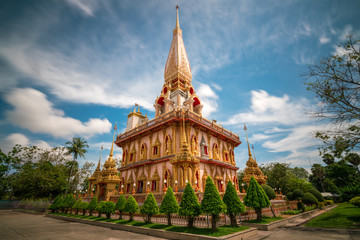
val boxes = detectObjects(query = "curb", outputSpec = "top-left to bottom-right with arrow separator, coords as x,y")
46,214 -> 258,240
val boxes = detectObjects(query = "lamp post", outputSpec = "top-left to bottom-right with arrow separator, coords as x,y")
221,180 -> 224,192
120,184 -> 124,194
274,188 -> 277,194
164,179 -> 167,192
195,180 -> 198,192
147,181 -> 150,194
242,183 -> 245,193
132,183 -> 136,194
279,188 -> 282,195
175,180 -> 178,193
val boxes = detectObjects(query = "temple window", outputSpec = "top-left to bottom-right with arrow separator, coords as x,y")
129,153 -> 133,162
137,181 -> 143,193
151,181 -> 157,191
204,146 -> 208,155
153,146 -> 158,155
126,184 -> 130,193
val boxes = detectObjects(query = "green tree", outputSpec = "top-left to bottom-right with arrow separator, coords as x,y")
261,185 -> 276,217
223,180 -> 246,226
243,177 -> 270,221
302,192 -> 318,206
88,197 -> 98,216
290,167 -> 309,179
115,195 -> 126,219
309,164 -> 326,192
49,195 -> 62,213
79,201 -> 88,215
308,188 -> 324,202
96,201 -> 105,218
179,182 -> 200,228
159,186 -> 179,226
201,176 -> 226,231
72,198 -> 82,215
140,193 -> 159,223
63,194 -> 76,214
65,137 -> 89,195
124,196 -> 139,221
304,36 -> 360,149
103,201 -> 116,219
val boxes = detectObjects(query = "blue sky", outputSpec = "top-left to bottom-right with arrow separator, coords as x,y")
1,0 -> 360,171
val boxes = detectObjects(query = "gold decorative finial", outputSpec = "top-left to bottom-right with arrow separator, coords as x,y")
252,145 -> 256,161
175,5 -> 180,29
97,145 -> 103,168
244,124 -> 252,157
109,122 -> 117,158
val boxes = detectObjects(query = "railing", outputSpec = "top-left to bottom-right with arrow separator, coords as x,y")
116,109 -> 240,143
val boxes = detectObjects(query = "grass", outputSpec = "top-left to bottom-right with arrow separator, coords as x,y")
305,202 -> 360,228
281,205 -> 317,215
243,216 -> 283,224
50,213 -> 249,236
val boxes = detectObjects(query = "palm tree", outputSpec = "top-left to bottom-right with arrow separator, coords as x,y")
65,137 -> 89,195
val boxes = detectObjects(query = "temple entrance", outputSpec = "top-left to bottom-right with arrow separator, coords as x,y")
137,181 -> 143,193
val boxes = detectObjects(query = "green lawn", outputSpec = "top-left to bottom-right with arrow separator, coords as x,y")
243,216 -> 283,224
50,213 -> 249,236
305,203 -> 360,228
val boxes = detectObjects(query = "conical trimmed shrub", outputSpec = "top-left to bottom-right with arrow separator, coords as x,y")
124,195 -> 139,221
179,182 -> 200,228
160,186 -> 179,226
88,197 -> 98,216
115,194 -> 126,219
72,198 -> 82,215
243,177 -> 270,221
224,180 -> 246,226
140,193 -> 159,223
201,176 -> 226,231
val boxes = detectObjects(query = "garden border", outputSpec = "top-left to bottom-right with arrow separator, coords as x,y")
46,214 -> 258,240
241,205 -> 337,231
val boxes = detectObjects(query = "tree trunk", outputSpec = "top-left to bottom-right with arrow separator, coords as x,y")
255,208 -> 262,221
106,213 -> 111,219
229,213 -> 237,227
270,204 -> 276,218
167,214 -> 172,226
211,214 -> 217,231
129,213 -> 133,221
187,217 -> 194,228
119,211 -> 123,219
98,211 -> 101,218
82,209 -> 86,215
89,210 -> 93,216
75,209 -> 78,215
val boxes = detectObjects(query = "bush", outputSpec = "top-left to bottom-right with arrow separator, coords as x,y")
297,201 -> 305,212
103,201 -> 116,219
325,199 -> 334,205
223,180 -> 245,227
140,193 -> 159,223
244,177 -> 270,221
79,201 -> 88,215
49,195 -> 62,213
88,197 -> 98,216
72,199 -> 82,215
124,196 -> 139,221
96,201 -> 105,217
63,194 -> 76,213
201,176 -> 226,231
115,195 -> 126,219
308,188 -> 324,202
262,185 -> 276,200
340,183 -> 360,202
179,182 -> 200,228
159,186 -> 179,226
293,189 -> 304,200
318,201 -> 325,209
349,196 -> 360,207
286,192 -> 295,201
303,192 -> 318,205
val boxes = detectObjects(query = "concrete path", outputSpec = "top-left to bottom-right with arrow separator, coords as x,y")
0,210 -> 165,240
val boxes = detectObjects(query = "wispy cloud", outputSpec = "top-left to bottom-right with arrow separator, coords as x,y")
65,0 -> 100,16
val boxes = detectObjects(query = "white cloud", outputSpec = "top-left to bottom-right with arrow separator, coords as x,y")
6,133 -> 30,146
65,0 -> 100,16
196,83 -> 219,118
1,133 -> 52,153
5,88 -> 112,138
226,90 -> 309,126
251,133 -> 271,142
319,36 -> 330,44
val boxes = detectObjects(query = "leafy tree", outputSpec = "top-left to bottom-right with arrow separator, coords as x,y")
201,176 -> 226,231
79,201 -> 88,215
223,180 -> 245,226
140,193 -> 159,223
309,164 -> 326,191
124,196 -> 139,221
308,188 -> 324,202
115,195 -> 126,219
243,177 -> 270,221
88,197 -> 98,216
49,195 -> 62,213
63,194 -> 76,214
96,201 -> 106,218
261,185 -> 276,217
304,36 -> 360,149
286,192 -> 294,201
302,192 -> 318,206
349,197 -> 360,207
323,178 -> 339,193
65,137 -> 89,195
159,186 -> 179,226
179,182 -> 200,228
339,183 -> 360,202
103,201 -> 116,219
290,167 -> 309,179
72,198 -> 82,215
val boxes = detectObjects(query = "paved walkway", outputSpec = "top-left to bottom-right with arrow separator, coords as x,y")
0,210 -> 165,240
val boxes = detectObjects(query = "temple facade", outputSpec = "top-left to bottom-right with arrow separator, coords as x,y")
89,7 -> 242,202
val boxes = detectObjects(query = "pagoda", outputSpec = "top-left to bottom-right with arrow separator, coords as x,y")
242,124 -> 267,185
109,6 -> 241,203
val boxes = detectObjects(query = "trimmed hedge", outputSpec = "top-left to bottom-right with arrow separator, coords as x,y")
140,193 -> 159,223
224,180 -> 246,226
303,192 -> 318,205
88,197 -> 98,216
308,188 -> 324,202
159,186 -> 179,226
349,196 -> 360,207
124,195 -> 139,221
179,182 -> 200,228
115,195 -> 126,219
244,177 -> 270,221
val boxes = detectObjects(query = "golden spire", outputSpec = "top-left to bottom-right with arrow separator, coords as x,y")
244,124 -> 252,157
181,109 -> 188,146
175,5 -> 180,29
96,145 -> 103,170
109,122 -> 117,158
